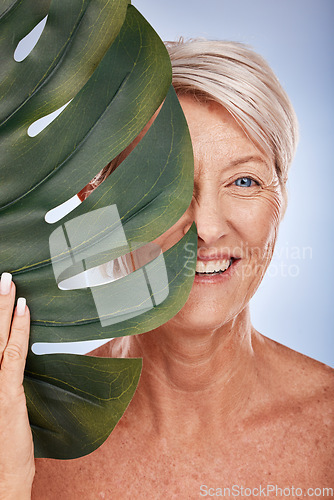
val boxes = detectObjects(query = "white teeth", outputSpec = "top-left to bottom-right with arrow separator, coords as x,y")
196,259 -> 231,274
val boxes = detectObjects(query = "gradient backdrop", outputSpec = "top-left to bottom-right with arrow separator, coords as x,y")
18,1 -> 333,366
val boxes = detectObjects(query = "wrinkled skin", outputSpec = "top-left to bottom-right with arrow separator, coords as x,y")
6,96 -> 333,499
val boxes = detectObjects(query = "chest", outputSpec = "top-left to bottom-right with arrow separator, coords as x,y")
33,422 -> 324,500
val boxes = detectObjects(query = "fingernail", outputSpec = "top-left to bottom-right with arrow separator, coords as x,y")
0,272 -> 12,295
16,297 -> 26,316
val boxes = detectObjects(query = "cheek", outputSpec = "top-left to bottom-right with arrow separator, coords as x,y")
227,192 -> 283,253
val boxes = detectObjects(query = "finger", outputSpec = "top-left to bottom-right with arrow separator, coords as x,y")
0,272 -> 15,361
0,298 -> 30,394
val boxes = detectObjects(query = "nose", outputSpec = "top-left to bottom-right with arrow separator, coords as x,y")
191,191 -> 228,246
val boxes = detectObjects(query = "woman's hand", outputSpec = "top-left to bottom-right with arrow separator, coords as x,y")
0,273 -> 35,499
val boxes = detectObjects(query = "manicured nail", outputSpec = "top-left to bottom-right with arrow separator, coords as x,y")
16,297 -> 26,316
0,272 -> 12,295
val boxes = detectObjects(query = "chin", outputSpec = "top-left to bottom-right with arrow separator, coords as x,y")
167,286 -> 235,334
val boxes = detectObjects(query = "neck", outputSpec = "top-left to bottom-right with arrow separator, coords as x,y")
112,306 -> 260,443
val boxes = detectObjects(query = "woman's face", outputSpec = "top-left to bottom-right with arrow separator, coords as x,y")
158,95 -> 285,332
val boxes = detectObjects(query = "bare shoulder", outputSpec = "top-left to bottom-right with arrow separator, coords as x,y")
249,332 -> 334,484
252,331 -> 334,425
254,330 -> 334,398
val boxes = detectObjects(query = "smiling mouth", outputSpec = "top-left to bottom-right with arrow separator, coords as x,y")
195,258 -> 235,275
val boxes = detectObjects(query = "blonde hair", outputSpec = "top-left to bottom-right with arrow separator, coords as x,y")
166,38 -> 299,184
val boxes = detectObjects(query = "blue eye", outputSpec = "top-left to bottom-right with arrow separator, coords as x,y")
234,177 -> 257,187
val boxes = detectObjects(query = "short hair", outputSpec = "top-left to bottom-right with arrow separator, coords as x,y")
165,38 -> 299,185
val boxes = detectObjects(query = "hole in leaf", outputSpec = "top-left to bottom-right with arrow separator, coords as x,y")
44,157 -> 121,224
14,15 -> 48,62
27,100 -> 72,137
31,338 -> 113,355
45,195 -> 81,224
57,242 -> 162,290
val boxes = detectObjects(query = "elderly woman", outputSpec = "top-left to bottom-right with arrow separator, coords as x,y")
1,39 -> 333,499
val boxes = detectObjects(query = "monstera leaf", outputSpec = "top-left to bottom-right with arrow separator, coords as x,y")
0,0 -> 196,458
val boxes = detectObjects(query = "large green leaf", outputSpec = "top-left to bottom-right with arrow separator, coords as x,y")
0,4 -> 172,216
24,354 -> 142,459
0,0 -> 129,126
0,1 -> 196,458
23,222 -> 198,342
10,86 -> 195,341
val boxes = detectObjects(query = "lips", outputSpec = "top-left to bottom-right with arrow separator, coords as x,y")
194,256 -> 240,283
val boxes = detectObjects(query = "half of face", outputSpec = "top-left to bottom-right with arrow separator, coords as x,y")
154,95 -> 285,332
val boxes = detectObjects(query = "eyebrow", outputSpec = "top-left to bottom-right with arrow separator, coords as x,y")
228,155 -> 269,168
